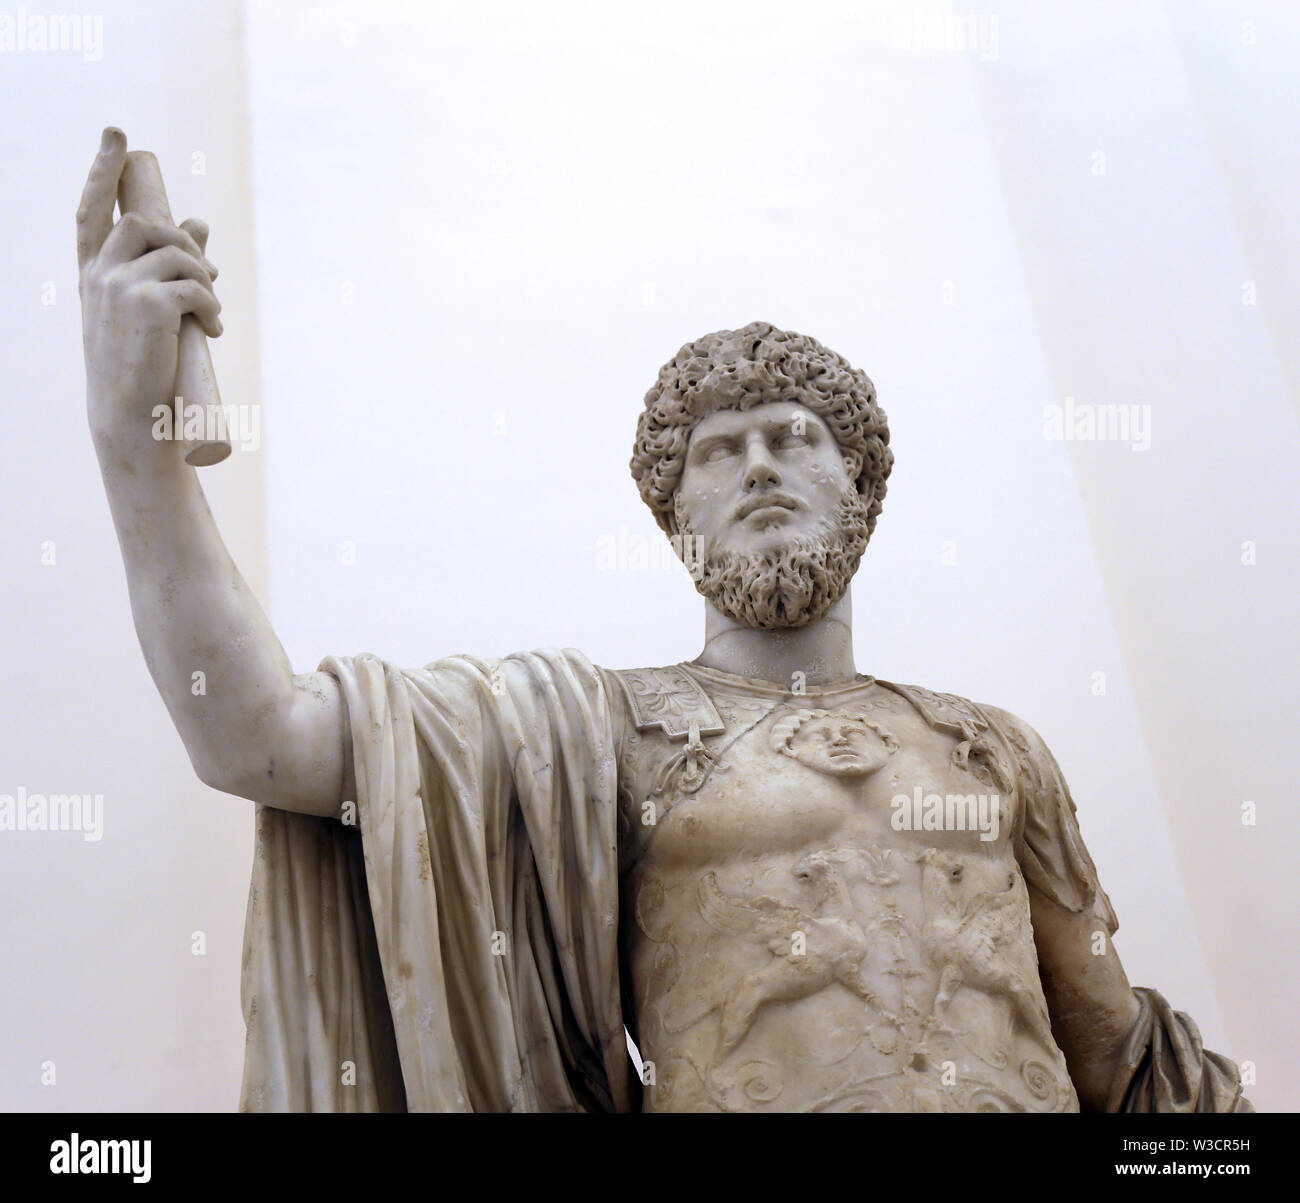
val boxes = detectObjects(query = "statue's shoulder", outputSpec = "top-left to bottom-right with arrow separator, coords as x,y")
602,663 -> 726,741
877,678 -> 1041,739
873,679 -> 1002,740
875,680 -> 1052,795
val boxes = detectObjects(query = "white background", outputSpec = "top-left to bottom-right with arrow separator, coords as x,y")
0,0 -> 1296,1110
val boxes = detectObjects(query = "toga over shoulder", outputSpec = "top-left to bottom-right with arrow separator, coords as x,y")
239,647 -> 634,1113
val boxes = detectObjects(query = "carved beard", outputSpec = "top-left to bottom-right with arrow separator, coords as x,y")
672,484 -> 872,630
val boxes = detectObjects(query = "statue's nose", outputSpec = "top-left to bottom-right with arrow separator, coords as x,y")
742,443 -> 782,492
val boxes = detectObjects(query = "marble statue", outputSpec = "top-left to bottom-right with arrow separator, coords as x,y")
79,129 -> 1251,1113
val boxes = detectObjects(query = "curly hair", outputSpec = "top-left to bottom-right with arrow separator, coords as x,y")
768,708 -> 901,757
630,321 -> 893,537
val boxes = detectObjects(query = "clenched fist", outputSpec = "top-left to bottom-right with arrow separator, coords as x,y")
78,127 -> 222,449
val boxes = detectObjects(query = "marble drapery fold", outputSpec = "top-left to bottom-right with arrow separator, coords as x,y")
1107,987 -> 1253,1112
238,648 -> 632,1112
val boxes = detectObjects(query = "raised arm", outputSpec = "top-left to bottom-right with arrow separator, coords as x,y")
79,128 -> 347,817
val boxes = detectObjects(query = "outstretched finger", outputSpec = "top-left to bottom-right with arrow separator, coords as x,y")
76,127 -> 127,270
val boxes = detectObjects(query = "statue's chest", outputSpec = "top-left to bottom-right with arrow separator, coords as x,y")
608,668 -> 1068,1113
613,670 -> 1019,874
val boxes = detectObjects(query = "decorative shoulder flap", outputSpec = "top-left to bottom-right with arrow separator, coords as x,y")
874,681 -> 989,742
612,665 -> 726,741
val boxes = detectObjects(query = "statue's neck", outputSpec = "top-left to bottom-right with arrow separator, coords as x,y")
692,591 -> 858,688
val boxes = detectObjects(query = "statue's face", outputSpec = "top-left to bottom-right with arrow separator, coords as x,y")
677,401 -> 852,558
786,714 -> 897,778
670,399 -> 872,630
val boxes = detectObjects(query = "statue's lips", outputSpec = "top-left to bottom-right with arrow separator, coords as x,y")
742,503 -> 797,522
736,494 -> 798,520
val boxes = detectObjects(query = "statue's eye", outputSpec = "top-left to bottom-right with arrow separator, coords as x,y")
703,443 -> 735,463
774,433 -> 808,450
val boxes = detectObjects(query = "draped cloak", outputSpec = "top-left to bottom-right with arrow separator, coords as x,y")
237,649 -> 1249,1113
238,648 -> 631,1112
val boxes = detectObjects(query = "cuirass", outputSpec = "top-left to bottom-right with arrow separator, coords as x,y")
610,663 -> 1079,1113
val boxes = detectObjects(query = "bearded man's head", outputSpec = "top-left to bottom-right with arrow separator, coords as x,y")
630,322 -> 892,630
